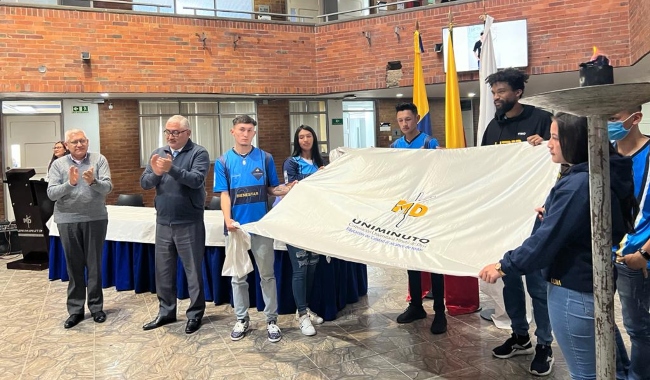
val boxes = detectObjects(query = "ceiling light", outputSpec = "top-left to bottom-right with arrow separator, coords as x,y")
100,93 -> 109,97
396,93 -> 404,98
468,92 -> 476,97
343,94 -> 357,100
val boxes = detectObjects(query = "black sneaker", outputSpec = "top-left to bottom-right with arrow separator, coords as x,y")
396,304 -> 427,324
529,344 -> 554,376
492,333 -> 535,358
430,313 -> 447,334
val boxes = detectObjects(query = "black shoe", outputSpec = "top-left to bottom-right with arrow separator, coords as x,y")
396,304 -> 427,324
185,318 -> 202,334
493,333 -> 534,358
430,313 -> 447,334
142,315 -> 177,331
529,344 -> 554,376
64,314 -> 84,329
92,311 -> 107,323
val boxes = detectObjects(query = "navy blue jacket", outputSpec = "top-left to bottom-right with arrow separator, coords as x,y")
499,154 -> 634,293
140,139 -> 210,225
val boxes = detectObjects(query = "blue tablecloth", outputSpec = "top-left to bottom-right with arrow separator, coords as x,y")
48,237 -> 367,321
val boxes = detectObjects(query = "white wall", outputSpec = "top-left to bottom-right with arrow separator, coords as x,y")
327,99 -> 345,149
337,0 -> 369,20
62,100 -> 100,154
639,102 -> 650,135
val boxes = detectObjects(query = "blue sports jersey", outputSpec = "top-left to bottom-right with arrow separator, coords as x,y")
390,132 -> 439,149
283,156 -> 318,183
213,147 -> 280,228
616,140 -> 650,269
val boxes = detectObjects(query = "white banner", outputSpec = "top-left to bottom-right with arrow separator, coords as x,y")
244,143 -> 558,277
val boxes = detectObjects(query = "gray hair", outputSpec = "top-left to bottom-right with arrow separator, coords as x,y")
65,129 -> 87,142
232,115 -> 257,127
166,115 -> 190,129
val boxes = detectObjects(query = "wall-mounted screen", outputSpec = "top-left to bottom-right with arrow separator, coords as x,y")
442,19 -> 528,73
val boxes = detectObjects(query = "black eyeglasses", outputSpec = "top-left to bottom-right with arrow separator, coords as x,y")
164,129 -> 189,137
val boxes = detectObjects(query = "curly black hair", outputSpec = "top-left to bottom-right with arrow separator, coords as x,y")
485,68 -> 529,97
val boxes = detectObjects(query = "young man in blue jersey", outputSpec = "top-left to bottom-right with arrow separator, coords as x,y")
214,115 -> 295,343
609,105 -> 650,380
390,102 -> 439,149
391,102 -> 447,334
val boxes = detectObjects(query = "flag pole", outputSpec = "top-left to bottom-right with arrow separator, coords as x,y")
448,9 -> 453,34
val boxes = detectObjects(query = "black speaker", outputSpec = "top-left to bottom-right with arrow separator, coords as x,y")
0,221 -> 21,255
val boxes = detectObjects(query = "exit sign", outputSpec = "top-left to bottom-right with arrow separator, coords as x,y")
72,106 -> 89,113
331,118 -> 343,125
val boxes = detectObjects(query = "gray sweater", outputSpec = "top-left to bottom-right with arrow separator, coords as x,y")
47,152 -> 113,223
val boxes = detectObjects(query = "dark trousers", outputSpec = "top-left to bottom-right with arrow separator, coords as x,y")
59,220 -> 108,315
155,222 -> 206,320
408,270 -> 445,313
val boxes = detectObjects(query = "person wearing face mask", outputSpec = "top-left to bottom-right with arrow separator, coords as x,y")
482,68 -> 552,146
608,105 -> 650,380
481,68 -> 556,376
480,113 -> 638,380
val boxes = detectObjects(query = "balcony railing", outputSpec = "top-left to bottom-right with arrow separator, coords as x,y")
0,0 -> 468,23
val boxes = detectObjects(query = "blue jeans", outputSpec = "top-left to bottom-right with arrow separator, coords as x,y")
615,263 -> 650,380
502,270 -> 553,345
547,284 -> 595,380
286,244 -> 319,313
229,234 -> 278,323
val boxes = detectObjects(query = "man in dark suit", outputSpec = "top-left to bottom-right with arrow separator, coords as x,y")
140,115 -> 210,334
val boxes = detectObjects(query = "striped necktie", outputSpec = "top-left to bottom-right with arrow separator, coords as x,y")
172,150 -> 179,159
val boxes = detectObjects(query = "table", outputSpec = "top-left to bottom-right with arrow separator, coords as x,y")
47,206 -> 367,321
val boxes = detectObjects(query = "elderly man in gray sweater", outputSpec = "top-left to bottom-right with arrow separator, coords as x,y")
47,129 -> 112,329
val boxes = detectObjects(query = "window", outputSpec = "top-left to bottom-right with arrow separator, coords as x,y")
289,101 -> 328,155
138,100 -> 257,166
2,100 -> 62,114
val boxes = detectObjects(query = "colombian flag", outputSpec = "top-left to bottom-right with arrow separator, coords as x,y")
444,29 -> 480,316
444,31 -> 466,148
413,26 -> 432,135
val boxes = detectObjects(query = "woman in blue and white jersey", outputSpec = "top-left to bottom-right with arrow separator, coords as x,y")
282,125 -> 324,336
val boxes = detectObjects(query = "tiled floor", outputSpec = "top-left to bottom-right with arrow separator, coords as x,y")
0,256 -> 630,379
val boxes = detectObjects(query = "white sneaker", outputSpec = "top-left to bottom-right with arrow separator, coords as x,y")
267,321 -> 282,343
296,308 -> 324,325
298,314 -> 316,336
231,320 -> 249,341
306,308 -> 324,325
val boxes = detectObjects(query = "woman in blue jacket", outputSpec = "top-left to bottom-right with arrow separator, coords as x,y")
480,112 -> 637,380
283,125 -> 325,336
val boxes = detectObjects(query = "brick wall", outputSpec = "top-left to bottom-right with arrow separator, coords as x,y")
0,0 -> 640,97
256,99 -> 292,176
314,0 -> 632,94
630,0 -> 650,64
98,99 -> 142,206
0,6 -> 316,95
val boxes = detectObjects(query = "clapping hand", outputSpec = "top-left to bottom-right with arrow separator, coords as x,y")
150,154 -> 173,175
82,167 -> 95,185
68,166 -> 79,186
157,154 -> 173,173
